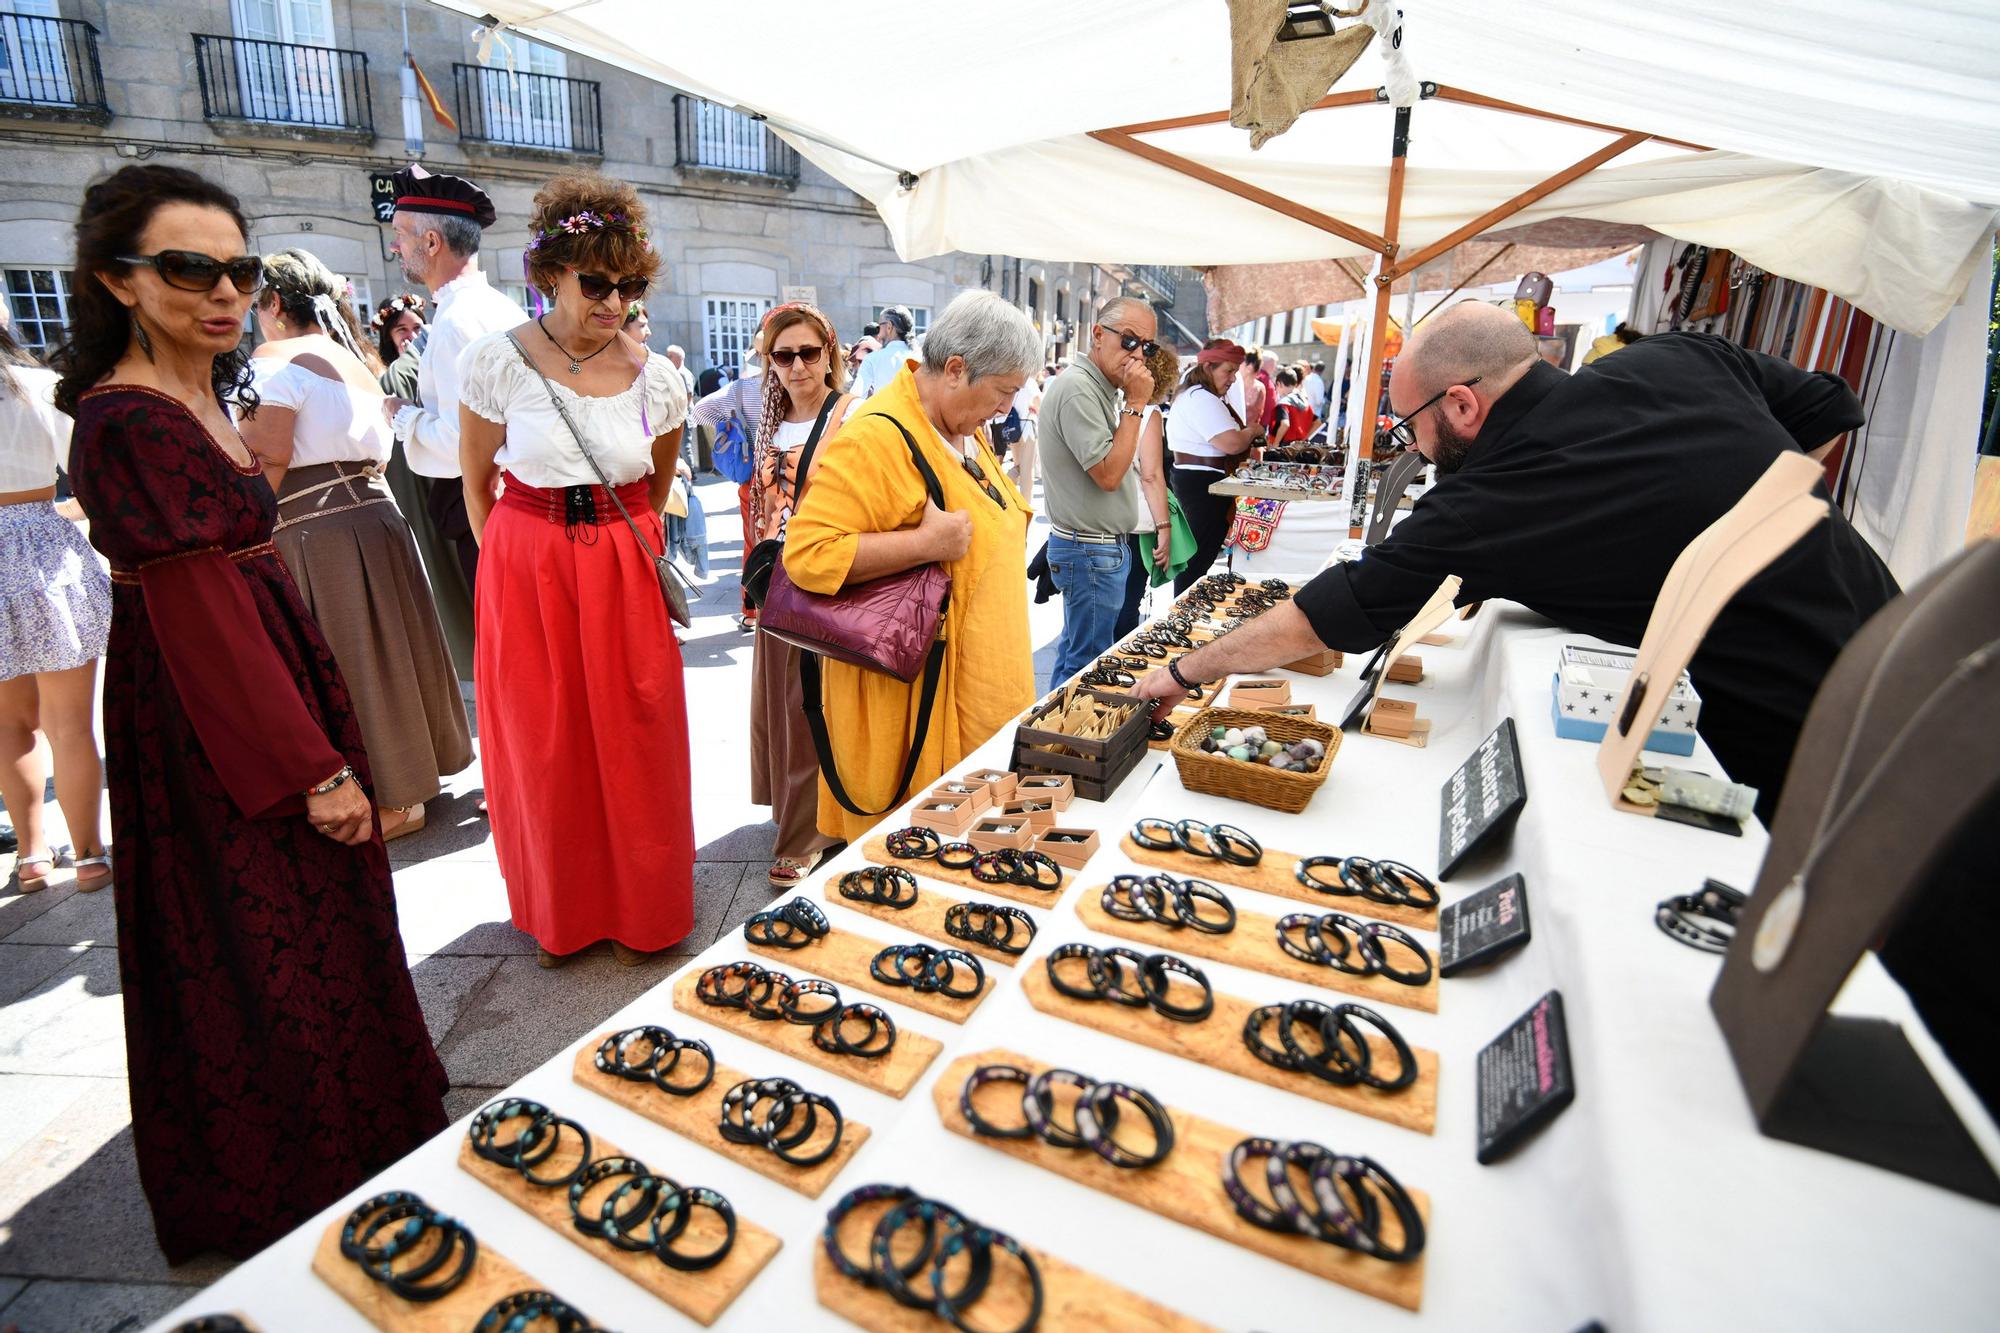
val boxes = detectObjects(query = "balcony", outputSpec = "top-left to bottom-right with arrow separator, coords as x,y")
674,94 -> 799,187
0,13 -> 110,125
453,63 -> 601,158
1132,264 -> 1185,305
193,33 -> 372,141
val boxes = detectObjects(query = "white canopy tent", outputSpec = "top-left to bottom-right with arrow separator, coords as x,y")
434,0 -> 2000,569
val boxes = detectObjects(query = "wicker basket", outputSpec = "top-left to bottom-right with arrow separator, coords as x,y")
1169,706 -> 1340,814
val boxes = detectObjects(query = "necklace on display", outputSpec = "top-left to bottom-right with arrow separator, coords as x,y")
538,316 -> 613,376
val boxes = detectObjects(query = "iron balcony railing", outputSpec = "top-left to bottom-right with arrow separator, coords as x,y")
674,94 -> 799,185
193,33 -> 372,133
0,13 -> 109,118
1133,264 -> 1186,305
453,62 -> 601,154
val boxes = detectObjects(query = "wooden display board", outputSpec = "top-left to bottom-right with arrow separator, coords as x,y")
456,1125 -> 779,1327
742,920 -> 997,1023
1075,894 -> 1440,1014
933,1049 -> 1429,1312
819,878 -> 1025,967
862,834 -> 1076,908
1117,834 -> 1441,931
569,1036 -> 868,1198
669,972 -> 941,1099
811,1206 -> 1218,1332
1019,967 -> 1437,1135
311,1213 -> 562,1333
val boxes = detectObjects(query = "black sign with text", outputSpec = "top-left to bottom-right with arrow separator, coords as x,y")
1476,989 -> 1574,1164
1439,872 -> 1530,976
1438,716 -> 1526,878
369,171 -> 398,225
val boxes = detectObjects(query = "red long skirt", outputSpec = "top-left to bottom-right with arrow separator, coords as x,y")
475,478 -> 695,953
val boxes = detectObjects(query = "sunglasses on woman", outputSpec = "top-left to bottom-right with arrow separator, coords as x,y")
569,268 -> 650,302
769,345 -> 825,368
118,250 -> 265,295
959,452 -> 1007,508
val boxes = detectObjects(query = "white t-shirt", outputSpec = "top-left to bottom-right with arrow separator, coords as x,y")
250,356 -> 392,468
459,333 -> 688,489
1166,385 -> 1240,465
0,366 -> 73,490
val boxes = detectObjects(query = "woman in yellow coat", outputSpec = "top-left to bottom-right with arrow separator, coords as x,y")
782,291 -> 1041,844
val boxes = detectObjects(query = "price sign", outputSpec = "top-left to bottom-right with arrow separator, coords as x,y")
1438,716 -> 1526,878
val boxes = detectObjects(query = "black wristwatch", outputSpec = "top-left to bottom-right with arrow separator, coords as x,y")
1168,659 -> 1201,691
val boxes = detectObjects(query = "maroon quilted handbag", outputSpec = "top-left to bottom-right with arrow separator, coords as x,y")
758,414 -> 955,816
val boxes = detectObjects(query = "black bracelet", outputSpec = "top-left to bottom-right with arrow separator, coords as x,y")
744,968 -> 794,1020
1103,874 -> 1168,923
1295,855 -> 1356,896
1022,1068 -> 1099,1150
651,1037 -> 715,1097
1222,1137 -> 1293,1233
1045,942 -> 1107,1000
936,841 -> 979,870
933,1226 -> 1043,1333
1074,1081 -> 1175,1169
744,910 -> 808,949
1358,921 -> 1434,987
652,1185 -> 737,1271
1167,657 -> 1200,691
720,1078 -> 802,1145
1277,999 -> 1369,1086
598,1171 -> 676,1252
1318,1154 -> 1425,1262
1374,859 -> 1440,910
1140,952 -> 1213,1023
766,1090 -> 845,1167
927,947 -> 985,999
473,1291 -> 603,1333
872,1196 -> 982,1311
822,1002 -> 896,1058
822,1183 -> 922,1283
1087,946 -> 1152,1007
885,826 -> 942,860
1265,1140 -> 1366,1248
697,960 -> 763,1008
780,978 -> 843,1025
1168,878 -> 1237,934
1209,823 -> 1263,866
1330,1003 -> 1417,1092
1131,816 -> 1179,851
961,1063 -> 1036,1139
1174,818 -> 1219,858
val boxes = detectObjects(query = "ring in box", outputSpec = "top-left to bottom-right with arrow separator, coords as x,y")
963,769 -> 1018,803
911,796 -> 980,838
1033,827 -> 1099,870
998,798 -> 1058,831
968,818 -> 1034,852
1014,774 -> 1074,810
928,779 -> 993,814
1386,656 -> 1424,685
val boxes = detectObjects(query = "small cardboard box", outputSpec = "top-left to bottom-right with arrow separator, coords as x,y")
1551,645 -> 1700,755
963,769 -> 1018,803
910,796 -> 980,837
1385,655 -> 1424,684
998,797 -> 1058,831
967,817 -> 1035,852
1229,678 -> 1292,708
1282,648 -> 1344,676
928,779 -> 993,814
1013,773 -> 1074,810
1245,702 -> 1318,720
1033,827 -> 1100,870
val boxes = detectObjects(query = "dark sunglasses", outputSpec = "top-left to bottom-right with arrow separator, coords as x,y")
569,268 -> 650,302
1101,323 -> 1159,359
1387,375 -> 1483,450
959,452 -> 1006,508
118,250 -> 265,295
769,345 -> 825,368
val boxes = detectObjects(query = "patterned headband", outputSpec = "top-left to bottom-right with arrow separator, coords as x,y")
526,209 -> 652,253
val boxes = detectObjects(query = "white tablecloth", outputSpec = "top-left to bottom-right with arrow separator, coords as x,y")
152,603 -> 2000,1333
1221,495 -> 1349,584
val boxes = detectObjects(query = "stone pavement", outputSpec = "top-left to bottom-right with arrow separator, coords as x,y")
0,469 -> 1109,1332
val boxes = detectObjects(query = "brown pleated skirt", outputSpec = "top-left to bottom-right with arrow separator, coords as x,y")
273,462 -> 473,808
749,627 -> 839,862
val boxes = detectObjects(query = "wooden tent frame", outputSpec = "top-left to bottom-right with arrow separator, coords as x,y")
1087,83 -> 1707,527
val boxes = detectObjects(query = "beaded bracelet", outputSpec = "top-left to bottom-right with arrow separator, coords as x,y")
1357,921 -> 1435,987
961,1063 -> 1036,1139
885,826 -> 943,860
652,1185 -> 737,1271
933,1225 -> 1044,1333
1073,1081 -> 1175,1169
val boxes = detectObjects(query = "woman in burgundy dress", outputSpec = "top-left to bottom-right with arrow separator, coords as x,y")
51,164 -> 447,1264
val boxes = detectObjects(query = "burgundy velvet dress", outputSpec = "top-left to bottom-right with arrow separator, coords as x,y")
68,385 -> 448,1265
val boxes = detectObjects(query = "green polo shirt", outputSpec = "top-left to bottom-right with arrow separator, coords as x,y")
1037,355 -> 1142,537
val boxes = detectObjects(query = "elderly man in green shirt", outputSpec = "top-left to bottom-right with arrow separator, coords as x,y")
1038,296 -> 1161,684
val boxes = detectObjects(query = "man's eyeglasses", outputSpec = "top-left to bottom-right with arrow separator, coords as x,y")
118,251 -> 265,295
569,269 -> 650,302
769,345 -> 825,368
959,452 -> 1006,508
1101,324 -> 1159,359
1386,375 -> 1482,450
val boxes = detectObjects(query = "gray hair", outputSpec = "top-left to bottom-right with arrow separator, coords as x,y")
424,213 -> 483,258
921,290 -> 1040,383
1096,295 -> 1154,333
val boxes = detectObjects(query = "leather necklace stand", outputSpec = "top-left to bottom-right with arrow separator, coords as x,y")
1366,449 -> 1429,546
1710,538 -> 2000,1203
1353,574 -> 1462,746
1596,451 -> 1829,815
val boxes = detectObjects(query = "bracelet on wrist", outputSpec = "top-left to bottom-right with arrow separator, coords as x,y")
306,765 -> 355,798
1168,659 -> 1202,692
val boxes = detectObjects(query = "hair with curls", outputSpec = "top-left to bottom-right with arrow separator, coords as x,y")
523,172 -> 660,297
261,248 -> 379,372
51,165 -> 258,418
372,293 -> 425,366
1144,341 -> 1180,406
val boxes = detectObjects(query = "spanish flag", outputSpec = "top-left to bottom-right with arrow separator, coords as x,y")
409,56 -> 457,133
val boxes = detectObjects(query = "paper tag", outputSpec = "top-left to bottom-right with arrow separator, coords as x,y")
1439,873 -> 1531,976
1476,990 -> 1575,1164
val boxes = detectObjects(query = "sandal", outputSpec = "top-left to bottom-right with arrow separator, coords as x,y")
536,947 -> 573,970
767,842 -> 842,889
380,804 -> 426,841
72,851 -> 113,894
11,853 -> 56,893
612,942 -> 661,967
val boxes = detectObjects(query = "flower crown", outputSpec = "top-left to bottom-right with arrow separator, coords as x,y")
370,292 -> 425,331
526,209 -> 652,254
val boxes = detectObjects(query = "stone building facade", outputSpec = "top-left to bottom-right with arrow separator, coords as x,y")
0,0 -> 1172,375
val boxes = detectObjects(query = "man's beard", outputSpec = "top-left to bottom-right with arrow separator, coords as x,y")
1429,415 -> 1478,476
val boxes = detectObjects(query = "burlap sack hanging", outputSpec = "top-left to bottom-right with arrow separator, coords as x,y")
1228,0 -> 1376,149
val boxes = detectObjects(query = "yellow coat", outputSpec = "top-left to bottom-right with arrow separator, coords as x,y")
782,363 -> 1036,843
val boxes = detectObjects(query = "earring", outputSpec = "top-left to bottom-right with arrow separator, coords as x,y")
275,317 -> 285,332
131,316 -> 154,361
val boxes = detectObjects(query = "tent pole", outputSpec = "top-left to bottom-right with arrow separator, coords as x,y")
1430,84 -> 1709,152
1351,104 -> 1410,536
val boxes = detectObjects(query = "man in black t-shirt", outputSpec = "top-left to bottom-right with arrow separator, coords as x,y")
1134,301 -> 1900,820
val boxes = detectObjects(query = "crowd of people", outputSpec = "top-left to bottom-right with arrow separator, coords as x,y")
0,151 -> 1903,1272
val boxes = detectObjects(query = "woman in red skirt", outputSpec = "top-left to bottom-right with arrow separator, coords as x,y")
458,172 -> 694,966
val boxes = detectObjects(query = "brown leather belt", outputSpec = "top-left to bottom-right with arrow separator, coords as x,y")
1175,451 -> 1244,475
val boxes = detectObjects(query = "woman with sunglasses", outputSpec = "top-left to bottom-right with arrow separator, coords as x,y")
51,164 -> 447,1265
783,291 -> 1040,847
1168,338 -> 1265,592
457,172 -> 695,969
745,303 -> 856,888
238,249 -> 471,841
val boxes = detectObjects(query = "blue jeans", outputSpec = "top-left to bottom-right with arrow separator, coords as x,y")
1048,531 -> 1131,685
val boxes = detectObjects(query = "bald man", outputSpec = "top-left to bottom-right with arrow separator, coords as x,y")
1135,301 -> 1900,820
